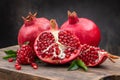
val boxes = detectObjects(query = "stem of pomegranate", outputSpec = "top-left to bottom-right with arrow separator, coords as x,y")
108,56 -> 116,63
50,19 -> 58,30
68,11 -> 79,24
107,53 -> 119,63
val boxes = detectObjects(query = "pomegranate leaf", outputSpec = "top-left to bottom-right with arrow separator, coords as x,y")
68,59 -> 88,71
4,50 -> 16,55
3,50 -> 17,60
76,59 -> 88,71
68,60 -> 79,71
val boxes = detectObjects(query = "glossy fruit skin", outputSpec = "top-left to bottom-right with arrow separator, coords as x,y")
61,11 -> 101,47
34,19 -> 81,64
18,13 -> 51,48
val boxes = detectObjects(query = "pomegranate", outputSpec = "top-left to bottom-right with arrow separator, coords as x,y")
34,19 -> 81,64
15,44 -> 38,70
18,12 -> 51,48
61,11 -> 101,46
79,44 -> 119,67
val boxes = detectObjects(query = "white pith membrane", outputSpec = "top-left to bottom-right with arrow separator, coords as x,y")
41,31 -> 68,59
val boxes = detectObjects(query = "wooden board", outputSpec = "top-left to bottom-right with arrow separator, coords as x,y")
0,45 -> 120,80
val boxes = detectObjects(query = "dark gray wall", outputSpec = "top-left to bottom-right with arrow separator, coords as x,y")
0,0 -> 120,55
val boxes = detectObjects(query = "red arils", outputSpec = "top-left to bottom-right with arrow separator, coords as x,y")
78,44 -> 119,66
15,44 -> 38,70
16,45 -> 35,64
61,11 -> 101,47
15,63 -> 21,70
34,19 -> 81,64
31,63 -> 38,69
8,58 -> 14,62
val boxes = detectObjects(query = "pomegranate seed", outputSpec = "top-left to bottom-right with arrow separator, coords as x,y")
73,50 -> 78,54
41,53 -> 46,58
15,64 -> 21,70
8,58 -> 14,62
47,53 -> 53,58
65,54 -> 71,58
56,48 -> 60,55
52,56 -> 59,60
31,63 -> 38,69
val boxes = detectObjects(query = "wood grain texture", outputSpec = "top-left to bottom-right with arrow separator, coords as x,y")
0,45 -> 120,80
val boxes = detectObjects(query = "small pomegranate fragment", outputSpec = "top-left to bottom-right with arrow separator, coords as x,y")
15,44 -> 38,70
34,19 -> 81,64
78,44 -> 119,66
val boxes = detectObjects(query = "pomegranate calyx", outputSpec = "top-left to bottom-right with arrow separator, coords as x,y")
50,19 -> 58,30
107,53 -> 119,63
22,12 -> 37,26
68,10 -> 79,24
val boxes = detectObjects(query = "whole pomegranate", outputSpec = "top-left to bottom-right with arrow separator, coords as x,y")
18,12 -> 51,48
34,19 -> 81,64
61,11 -> 101,46
79,44 -> 119,66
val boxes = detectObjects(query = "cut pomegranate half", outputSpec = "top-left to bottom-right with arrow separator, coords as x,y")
34,19 -> 81,64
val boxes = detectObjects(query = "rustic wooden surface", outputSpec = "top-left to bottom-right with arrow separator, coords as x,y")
0,45 -> 120,80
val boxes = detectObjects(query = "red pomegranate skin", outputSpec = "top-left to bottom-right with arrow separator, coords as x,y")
61,11 -> 101,47
18,13 -> 51,48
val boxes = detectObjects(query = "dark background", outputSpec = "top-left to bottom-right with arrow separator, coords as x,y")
0,0 -> 120,55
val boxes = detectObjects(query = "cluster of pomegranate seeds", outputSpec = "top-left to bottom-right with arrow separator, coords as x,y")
58,30 -> 80,48
15,44 -> 38,70
16,45 -> 35,64
36,32 -> 55,54
78,44 -> 119,66
79,44 -> 100,66
34,19 -> 81,64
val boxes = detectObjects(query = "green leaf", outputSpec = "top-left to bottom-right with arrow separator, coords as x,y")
68,60 -> 79,71
76,59 -> 88,71
3,50 -> 17,60
3,54 -> 16,60
4,50 -> 16,55
68,59 -> 88,71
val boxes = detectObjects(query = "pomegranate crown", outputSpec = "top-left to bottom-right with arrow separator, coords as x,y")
68,10 -> 79,24
50,19 -> 58,30
22,12 -> 37,25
